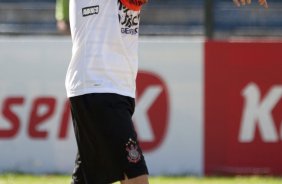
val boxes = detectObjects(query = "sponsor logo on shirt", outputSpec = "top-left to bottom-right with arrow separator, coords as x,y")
118,0 -> 140,35
82,6 -> 99,17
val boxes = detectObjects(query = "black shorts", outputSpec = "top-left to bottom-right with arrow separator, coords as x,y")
69,93 -> 149,184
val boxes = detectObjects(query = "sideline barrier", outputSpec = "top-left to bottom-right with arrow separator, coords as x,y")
205,41 -> 282,175
1,37 -> 282,176
0,37 -> 204,175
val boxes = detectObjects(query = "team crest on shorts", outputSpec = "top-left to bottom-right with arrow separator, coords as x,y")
126,138 -> 141,163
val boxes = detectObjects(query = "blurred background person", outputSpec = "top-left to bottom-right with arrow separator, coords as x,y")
56,0 -> 70,34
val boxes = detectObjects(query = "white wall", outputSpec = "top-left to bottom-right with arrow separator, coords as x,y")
0,36 -> 204,175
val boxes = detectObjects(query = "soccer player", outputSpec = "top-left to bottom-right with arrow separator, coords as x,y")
233,0 -> 268,8
65,0 -> 149,184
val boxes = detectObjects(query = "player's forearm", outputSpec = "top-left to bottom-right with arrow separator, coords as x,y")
130,0 -> 148,6
120,0 -> 148,11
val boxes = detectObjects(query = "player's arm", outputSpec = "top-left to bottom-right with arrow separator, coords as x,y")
132,0 -> 148,6
120,0 -> 148,11
233,0 -> 268,8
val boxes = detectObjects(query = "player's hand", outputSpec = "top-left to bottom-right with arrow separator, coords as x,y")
233,0 -> 268,8
120,0 -> 148,10
135,0 -> 148,6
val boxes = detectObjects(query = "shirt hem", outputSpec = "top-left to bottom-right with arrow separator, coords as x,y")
66,88 -> 136,99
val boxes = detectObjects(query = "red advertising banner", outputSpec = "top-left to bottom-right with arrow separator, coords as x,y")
205,41 -> 282,175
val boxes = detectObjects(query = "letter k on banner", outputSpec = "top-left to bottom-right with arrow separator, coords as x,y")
204,41 -> 282,175
134,71 -> 170,152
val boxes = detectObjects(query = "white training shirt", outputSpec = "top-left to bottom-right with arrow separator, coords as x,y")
65,0 -> 141,98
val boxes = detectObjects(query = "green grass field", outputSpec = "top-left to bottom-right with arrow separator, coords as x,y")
1,174 -> 282,184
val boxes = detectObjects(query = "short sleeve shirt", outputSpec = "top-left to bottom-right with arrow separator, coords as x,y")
66,0 -> 141,98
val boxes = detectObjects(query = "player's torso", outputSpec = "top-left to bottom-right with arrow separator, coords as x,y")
66,0 -> 141,98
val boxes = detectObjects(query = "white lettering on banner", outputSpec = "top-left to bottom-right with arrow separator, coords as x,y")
239,83 -> 282,143
133,86 -> 163,141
